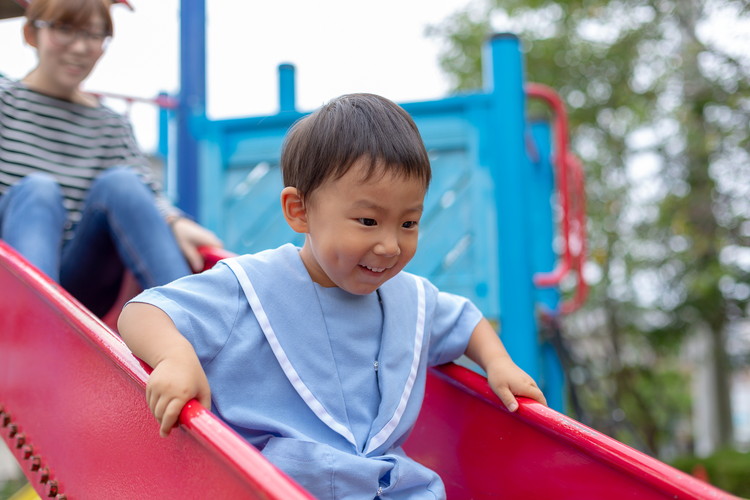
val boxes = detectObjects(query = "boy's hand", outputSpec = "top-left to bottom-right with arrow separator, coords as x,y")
464,317 -> 548,412
146,354 -> 212,437
485,357 -> 547,412
119,302 -> 212,438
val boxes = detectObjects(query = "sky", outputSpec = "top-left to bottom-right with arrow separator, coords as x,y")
0,0 -> 477,152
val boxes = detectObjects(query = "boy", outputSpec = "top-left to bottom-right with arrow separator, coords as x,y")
119,93 -> 546,499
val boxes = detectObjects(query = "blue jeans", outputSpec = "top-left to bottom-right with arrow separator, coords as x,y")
0,168 -> 191,316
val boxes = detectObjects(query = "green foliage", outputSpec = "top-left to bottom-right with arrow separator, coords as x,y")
566,342 -> 693,455
610,366 -> 691,451
672,448 -> 750,497
429,0 -> 750,454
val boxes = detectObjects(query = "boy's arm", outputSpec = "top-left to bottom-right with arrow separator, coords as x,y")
464,318 -> 547,412
118,302 -> 211,437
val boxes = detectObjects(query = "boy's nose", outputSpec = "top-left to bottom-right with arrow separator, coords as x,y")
374,233 -> 401,257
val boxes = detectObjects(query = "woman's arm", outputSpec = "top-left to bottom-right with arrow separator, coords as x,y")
118,302 -> 211,437
464,318 -> 547,411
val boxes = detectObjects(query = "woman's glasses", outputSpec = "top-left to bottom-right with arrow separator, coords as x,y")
32,20 -> 111,50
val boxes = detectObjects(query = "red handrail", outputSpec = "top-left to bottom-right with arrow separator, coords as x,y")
526,83 -> 588,313
85,90 -> 178,118
88,90 -> 178,109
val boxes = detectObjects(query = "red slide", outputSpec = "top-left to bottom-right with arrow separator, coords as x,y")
0,241 -> 737,499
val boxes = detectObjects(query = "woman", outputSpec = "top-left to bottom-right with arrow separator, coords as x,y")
0,0 -> 222,316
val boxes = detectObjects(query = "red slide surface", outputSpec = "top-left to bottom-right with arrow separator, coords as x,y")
0,241 -> 737,499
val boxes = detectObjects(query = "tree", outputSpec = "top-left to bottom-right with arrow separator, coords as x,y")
429,0 -> 750,455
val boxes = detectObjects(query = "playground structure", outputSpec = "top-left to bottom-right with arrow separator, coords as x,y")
172,20 -> 587,414
0,0 -> 739,497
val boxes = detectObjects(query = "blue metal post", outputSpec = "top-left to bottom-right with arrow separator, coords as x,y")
529,121 -> 565,412
176,0 -> 206,217
278,63 -> 296,113
485,34 -> 540,381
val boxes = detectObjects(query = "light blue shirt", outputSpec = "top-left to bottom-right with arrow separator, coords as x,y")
314,283 -> 382,451
132,244 -> 482,499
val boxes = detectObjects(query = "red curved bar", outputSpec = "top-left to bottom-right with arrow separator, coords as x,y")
527,83 -> 573,289
88,90 -> 179,109
527,83 -> 590,313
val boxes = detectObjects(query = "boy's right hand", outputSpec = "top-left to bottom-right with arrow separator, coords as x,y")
146,354 -> 212,437
118,302 -> 212,438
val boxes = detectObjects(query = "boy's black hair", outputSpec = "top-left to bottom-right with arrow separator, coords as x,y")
280,93 -> 431,201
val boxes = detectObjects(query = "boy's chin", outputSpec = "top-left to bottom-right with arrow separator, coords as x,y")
338,281 -> 382,296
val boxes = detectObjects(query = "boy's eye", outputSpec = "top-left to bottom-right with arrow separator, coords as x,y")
358,218 -> 377,226
402,221 -> 418,229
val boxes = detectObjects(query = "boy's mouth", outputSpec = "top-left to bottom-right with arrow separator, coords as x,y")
360,264 -> 386,273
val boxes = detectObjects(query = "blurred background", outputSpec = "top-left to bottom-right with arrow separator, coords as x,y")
430,0 -> 750,493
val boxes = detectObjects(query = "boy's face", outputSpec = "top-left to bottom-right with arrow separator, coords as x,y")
295,159 -> 426,295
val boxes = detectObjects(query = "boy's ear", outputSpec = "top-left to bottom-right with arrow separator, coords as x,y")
23,23 -> 39,48
280,187 -> 308,233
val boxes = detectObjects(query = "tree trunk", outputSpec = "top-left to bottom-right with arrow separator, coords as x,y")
676,0 -> 734,448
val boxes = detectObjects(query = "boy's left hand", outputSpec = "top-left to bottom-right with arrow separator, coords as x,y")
485,357 -> 547,412
464,318 -> 547,412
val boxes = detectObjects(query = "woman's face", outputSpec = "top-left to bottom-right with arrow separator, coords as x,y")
26,13 -> 109,97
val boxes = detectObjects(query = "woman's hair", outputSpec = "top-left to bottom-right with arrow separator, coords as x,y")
26,0 -> 114,37
280,93 -> 431,201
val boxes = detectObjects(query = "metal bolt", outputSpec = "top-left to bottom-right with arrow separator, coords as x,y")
7,423 -> 17,437
56,495 -> 67,500
0,412 -> 9,427
38,466 -> 50,484
45,480 -> 58,497
21,444 -> 33,460
30,456 -> 41,471
15,433 -> 25,449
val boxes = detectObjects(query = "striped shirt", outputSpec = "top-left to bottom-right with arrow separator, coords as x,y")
0,74 -> 177,236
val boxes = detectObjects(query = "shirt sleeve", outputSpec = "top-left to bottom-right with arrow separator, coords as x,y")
425,280 -> 483,367
127,262 -> 243,365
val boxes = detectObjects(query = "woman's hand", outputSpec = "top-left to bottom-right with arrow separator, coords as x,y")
170,217 -> 223,272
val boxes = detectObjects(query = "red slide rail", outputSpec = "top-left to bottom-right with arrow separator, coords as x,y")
0,242 -> 311,499
0,241 -> 738,499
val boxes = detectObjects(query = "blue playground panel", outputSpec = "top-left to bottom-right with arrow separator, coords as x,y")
171,33 -> 565,411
